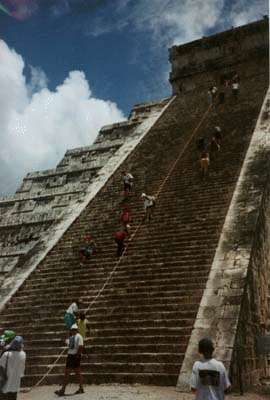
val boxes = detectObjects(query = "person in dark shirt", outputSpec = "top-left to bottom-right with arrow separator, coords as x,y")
79,234 -> 97,264
213,126 -> 222,146
197,137 -> 208,153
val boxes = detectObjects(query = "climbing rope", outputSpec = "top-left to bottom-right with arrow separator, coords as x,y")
29,100 -> 213,391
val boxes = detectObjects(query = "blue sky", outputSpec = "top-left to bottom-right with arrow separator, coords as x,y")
0,0 -> 268,195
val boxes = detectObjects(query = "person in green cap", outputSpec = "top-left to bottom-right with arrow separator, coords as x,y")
0,330 -> 16,355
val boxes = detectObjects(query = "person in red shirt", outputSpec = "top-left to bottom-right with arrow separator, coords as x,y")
114,229 -> 128,257
120,207 -> 131,230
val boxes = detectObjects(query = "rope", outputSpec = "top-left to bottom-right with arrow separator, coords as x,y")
28,100 -> 213,391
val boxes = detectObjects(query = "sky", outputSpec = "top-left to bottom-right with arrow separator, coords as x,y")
0,0 -> 268,195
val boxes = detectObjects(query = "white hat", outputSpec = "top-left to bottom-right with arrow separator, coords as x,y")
141,193 -> 146,198
70,324 -> 78,330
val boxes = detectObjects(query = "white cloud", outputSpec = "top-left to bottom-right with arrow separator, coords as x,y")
229,0 -> 268,27
27,65 -> 49,94
89,0 -> 267,46
88,0 -> 225,45
0,40 -> 125,195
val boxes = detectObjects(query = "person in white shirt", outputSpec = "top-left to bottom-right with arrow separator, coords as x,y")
55,324 -> 84,397
64,301 -> 79,330
141,193 -> 156,222
190,338 -> 231,400
231,74 -> 240,100
0,336 -> 26,400
231,82 -> 239,99
122,171 -> 134,194
208,86 -> 218,104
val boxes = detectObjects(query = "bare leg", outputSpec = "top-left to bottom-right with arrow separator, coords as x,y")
62,368 -> 71,390
55,368 -> 71,395
75,367 -> 83,389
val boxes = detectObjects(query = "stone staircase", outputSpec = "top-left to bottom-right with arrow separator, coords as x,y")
0,85 -> 265,387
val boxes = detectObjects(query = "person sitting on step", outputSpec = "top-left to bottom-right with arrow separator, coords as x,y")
79,233 -> 97,264
190,337 -> 231,400
141,193 -> 156,222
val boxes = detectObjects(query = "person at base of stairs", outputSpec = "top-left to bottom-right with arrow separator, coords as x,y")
0,330 -> 16,356
79,233 -> 97,264
64,301 -> 80,330
122,171 -> 134,195
190,338 -> 231,400
55,324 -> 84,397
141,193 -> 156,222
0,336 -> 26,400
199,151 -> 210,180
114,229 -> 129,257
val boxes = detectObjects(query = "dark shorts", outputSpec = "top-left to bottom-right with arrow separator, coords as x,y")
0,393 -> 17,400
66,354 -> 81,369
124,183 -> 132,192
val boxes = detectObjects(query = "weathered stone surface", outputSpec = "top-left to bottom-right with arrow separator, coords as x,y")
177,88 -> 270,391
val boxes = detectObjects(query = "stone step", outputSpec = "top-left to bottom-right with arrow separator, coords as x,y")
25,361 -> 181,375
22,372 -> 179,386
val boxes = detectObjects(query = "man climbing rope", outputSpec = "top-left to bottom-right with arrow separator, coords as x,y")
208,85 -> 218,104
141,193 -> 156,222
210,135 -> 220,155
120,206 -> 131,231
122,171 -> 134,195
213,126 -> 222,146
199,150 -> 210,180
231,74 -> 240,100
114,228 -> 129,257
196,137 -> 208,154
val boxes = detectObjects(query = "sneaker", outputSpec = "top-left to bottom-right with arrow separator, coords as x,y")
55,389 -> 65,396
75,387 -> 84,394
